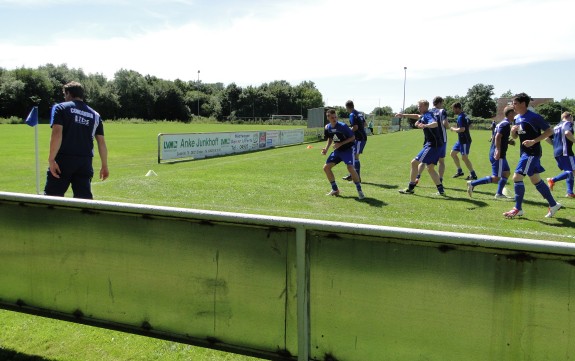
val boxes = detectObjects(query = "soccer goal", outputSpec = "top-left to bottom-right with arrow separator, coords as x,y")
270,114 -> 303,121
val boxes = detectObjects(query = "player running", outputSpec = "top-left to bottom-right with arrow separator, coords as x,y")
545,111 -> 575,198
321,108 -> 365,199
467,106 -> 514,199
503,93 -> 561,218
342,100 -> 367,182
396,99 -> 446,196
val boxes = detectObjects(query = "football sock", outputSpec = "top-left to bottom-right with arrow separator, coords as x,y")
416,174 -> 421,180
472,176 -> 492,187
457,168 -> 463,174
567,172 -> 574,194
436,184 -> 445,193
553,171 -> 570,182
497,177 -> 508,195
470,170 -> 477,178
355,160 -> 361,177
330,181 -> 338,191
355,182 -> 362,192
514,181 -> 525,210
535,180 -> 557,207
408,182 -> 416,191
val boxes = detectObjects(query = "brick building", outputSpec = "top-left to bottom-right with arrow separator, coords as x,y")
494,97 -> 554,120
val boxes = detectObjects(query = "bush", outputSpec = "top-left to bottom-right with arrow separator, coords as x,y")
0,116 -> 24,124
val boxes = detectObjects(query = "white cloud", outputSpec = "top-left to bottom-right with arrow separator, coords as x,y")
1,0 -> 575,111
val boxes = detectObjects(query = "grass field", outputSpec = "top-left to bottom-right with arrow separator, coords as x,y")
1,121 -> 574,360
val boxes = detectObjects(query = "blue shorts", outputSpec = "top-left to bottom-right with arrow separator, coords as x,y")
452,141 -> 471,155
515,153 -> 545,176
326,148 -> 355,166
555,155 -> 575,171
439,143 -> 447,158
489,156 -> 510,177
354,139 -> 367,155
415,146 -> 441,165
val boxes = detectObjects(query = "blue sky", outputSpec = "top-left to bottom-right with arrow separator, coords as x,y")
1,0 -> 575,113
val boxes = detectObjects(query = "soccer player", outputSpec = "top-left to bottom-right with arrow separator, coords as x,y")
503,92 -> 561,218
321,108 -> 365,199
450,102 -> 477,180
415,96 -> 449,185
342,100 -> 367,181
44,81 -> 109,199
395,99 -> 446,195
467,106 -> 514,199
545,111 -> 575,198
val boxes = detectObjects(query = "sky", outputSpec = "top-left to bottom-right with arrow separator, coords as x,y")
1,0 -> 575,113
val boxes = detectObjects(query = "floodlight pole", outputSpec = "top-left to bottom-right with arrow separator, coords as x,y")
197,70 -> 200,117
402,66 -> 407,130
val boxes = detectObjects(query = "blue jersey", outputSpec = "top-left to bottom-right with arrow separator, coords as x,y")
514,110 -> 550,157
431,107 -> 448,144
324,121 -> 355,151
51,100 -> 104,157
456,112 -> 472,144
348,109 -> 367,141
489,118 -> 511,159
551,120 -> 574,157
419,111 -> 443,147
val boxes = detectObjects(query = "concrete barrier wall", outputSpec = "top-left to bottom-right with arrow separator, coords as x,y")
1,192 -> 574,361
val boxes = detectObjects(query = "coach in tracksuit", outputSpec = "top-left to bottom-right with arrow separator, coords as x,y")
44,81 -> 109,199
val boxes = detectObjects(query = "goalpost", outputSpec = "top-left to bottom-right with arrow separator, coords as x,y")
270,114 -> 303,121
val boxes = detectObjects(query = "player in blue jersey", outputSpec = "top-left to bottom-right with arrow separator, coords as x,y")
466,106 -> 514,199
44,81 -> 109,199
321,108 -> 365,199
342,100 -> 367,181
450,102 -> 477,180
395,99 -> 446,195
545,111 -> 575,198
415,96 -> 449,185
503,93 -> 561,218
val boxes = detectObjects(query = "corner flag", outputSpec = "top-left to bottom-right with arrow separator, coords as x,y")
25,106 -> 38,127
25,106 -> 41,194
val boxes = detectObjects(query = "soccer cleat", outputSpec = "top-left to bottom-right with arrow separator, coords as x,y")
503,208 -> 524,218
398,188 -> 414,194
465,175 -> 478,180
452,172 -> 464,178
567,193 -> 575,198
494,193 -> 508,199
547,178 -> 555,191
357,191 -> 365,200
545,202 -> 562,218
326,190 -> 340,196
342,175 -> 352,181
435,191 -> 447,197
466,181 -> 474,197
546,178 -> 555,191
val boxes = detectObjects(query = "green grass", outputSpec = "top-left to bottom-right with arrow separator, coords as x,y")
1,121 -> 574,360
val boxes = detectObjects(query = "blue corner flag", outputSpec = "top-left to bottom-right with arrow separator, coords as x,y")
25,106 -> 38,127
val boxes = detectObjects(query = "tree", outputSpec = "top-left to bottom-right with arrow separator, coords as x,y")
464,83 -> 497,118
112,69 -> 155,119
536,102 -> 564,124
500,90 -> 514,98
372,106 -> 393,116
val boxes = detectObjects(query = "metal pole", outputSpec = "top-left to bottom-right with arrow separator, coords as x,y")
402,67 -> 407,131
402,67 -> 407,113
197,70 -> 200,117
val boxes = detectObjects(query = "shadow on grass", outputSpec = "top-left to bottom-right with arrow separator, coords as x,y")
356,197 -> 387,207
362,182 -> 398,190
0,348 -> 55,361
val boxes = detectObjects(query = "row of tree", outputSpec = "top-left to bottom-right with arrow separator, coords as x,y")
0,64 -> 324,121
1,64 -> 573,124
